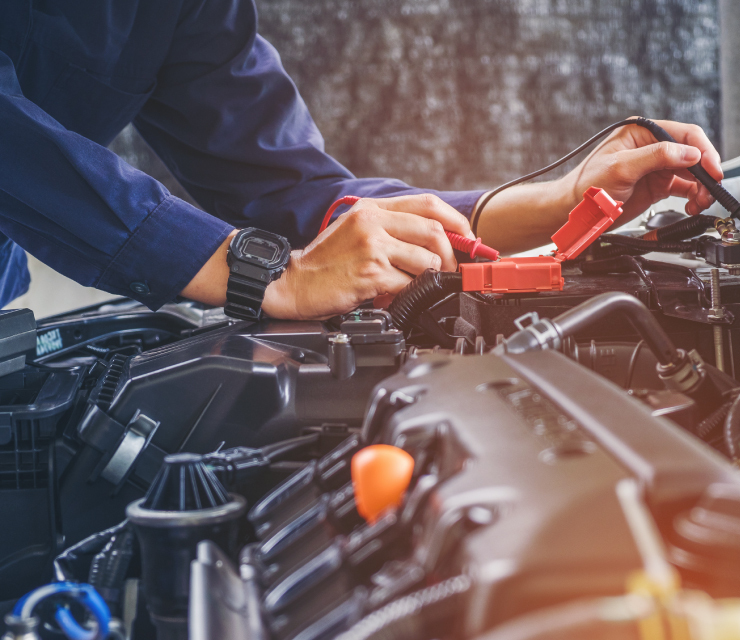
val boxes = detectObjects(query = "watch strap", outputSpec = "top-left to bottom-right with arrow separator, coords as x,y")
224,271 -> 268,320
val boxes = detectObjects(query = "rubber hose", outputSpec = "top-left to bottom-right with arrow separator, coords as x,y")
695,402 -> 733,440
724,394 -> 740,461
600,234 -> 694,253
388,269 -> 462,332
88,524 -> 135,608
336,575 -> 470,640
648,214 -> 718,242
54,520 -> 129,582
552,292 -> 681,367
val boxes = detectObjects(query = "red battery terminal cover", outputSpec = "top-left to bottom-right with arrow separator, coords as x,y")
460,256 -> 564,294
459,187 -> 623,294
550,186 -> 623,261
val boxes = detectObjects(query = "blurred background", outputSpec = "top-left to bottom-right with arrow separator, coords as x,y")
13,0 -> 723,317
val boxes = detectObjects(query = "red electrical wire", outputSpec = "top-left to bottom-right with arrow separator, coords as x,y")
318,196 -> 361,234
318,196 -> 499,261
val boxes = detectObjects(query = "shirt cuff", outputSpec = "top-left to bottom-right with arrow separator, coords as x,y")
96,195 -> 233,310
434,190 -> 488,220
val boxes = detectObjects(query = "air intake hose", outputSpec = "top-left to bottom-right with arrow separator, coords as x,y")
502,291 -> 681,367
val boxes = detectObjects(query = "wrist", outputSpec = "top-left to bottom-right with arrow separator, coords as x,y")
262,251 -> 302,319
556,171 -> 588,214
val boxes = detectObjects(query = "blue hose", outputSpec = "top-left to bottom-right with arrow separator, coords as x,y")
13,582 -> 110,640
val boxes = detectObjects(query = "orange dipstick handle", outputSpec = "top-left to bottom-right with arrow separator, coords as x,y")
351,445 -> 415,523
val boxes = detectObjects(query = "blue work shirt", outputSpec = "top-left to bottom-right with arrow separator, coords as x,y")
0,0 -> 484,310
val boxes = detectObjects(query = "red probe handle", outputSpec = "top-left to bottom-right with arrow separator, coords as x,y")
319,197 -> 499,261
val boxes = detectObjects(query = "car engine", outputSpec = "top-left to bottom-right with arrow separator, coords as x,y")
5,199 -> 740,640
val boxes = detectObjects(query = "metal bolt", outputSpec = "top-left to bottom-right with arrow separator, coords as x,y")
710,268 -> 726,372
329,333 -> 350,344
710,268 -> 722,310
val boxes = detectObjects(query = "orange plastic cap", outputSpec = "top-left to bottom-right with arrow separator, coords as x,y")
352,445 -> 415,523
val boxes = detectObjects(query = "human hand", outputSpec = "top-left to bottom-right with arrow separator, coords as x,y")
560,117 -> 723,221
262,194 -> 472,319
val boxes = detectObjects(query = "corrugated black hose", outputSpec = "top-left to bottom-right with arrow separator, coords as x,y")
54,520 -> 129,582
695,401 -> 733,440
724,393 -> 740,462
337,575 -> 471,640
388,269 -> 462,332
88,522 -> 136,611
647,214 -> 719,242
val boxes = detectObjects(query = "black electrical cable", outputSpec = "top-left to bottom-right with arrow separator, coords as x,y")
471,119 -> 633,234
471,118 -> 740,235
599,234 -> 695,253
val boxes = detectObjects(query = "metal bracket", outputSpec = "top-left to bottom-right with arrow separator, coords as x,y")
101,410 -> 160,486
514,312 -> 540,331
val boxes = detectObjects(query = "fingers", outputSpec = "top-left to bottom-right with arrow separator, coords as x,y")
369,193 -> 473,238
377,269 -> 413,296
384,234 -> 446,275
377,210 -> 457,271
614,143 -> 701,184
650,119 -> 723,182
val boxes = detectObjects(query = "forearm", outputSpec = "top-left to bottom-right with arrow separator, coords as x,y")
474,178 -> 580,255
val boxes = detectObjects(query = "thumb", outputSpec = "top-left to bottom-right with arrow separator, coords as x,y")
616,142 -> 701,180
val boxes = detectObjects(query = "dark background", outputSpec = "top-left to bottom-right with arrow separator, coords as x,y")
111,0 -> 720,199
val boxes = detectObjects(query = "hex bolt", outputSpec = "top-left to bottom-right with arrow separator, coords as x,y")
710,268 -> 726,372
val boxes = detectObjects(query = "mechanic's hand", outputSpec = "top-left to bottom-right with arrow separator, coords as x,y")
262,194 -> 472,319
561,117 -> 723,220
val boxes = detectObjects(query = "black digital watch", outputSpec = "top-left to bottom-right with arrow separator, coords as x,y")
224,228 -> 291,321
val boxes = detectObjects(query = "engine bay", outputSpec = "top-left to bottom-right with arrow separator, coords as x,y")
5,203 -> 740,639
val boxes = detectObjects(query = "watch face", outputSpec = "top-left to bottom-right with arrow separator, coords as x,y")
242,238 -> 277,262
232,228 -> 291,270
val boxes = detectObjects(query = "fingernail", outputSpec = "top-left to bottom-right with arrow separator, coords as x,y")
467,231 -> 476,240
683,146 -> 701,163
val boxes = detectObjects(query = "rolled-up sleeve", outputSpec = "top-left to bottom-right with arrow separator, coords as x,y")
134,0 -> 485,249
0,51 -> 233,310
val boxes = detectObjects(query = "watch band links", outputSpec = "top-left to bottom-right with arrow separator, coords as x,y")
224,273 -> 267,320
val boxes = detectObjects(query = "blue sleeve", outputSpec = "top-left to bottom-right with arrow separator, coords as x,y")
134,0 -> 485,249
0,51 -> 233,311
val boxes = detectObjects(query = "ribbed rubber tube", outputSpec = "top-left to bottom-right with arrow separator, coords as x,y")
388,269 -> 463,332
642,214 -> 718,242
336,575 -> 470,640
87,523 -> 135,608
